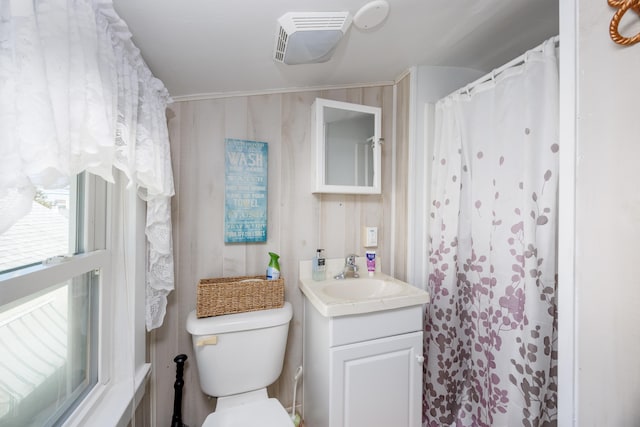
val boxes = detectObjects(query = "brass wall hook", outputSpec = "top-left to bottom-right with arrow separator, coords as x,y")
608,0 -> 640,45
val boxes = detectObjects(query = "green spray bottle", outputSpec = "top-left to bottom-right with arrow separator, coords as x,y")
266,252 -> 280,280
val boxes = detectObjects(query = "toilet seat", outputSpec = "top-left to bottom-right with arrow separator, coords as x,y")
202,397 -> 292,427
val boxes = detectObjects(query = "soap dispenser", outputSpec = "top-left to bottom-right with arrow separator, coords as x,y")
312,249 -> 326,281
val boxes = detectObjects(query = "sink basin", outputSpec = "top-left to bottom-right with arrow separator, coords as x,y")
299,259 -> 430,317
321,279 -> 404,300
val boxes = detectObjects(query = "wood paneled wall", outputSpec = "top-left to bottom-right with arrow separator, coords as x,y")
393,74 -> 411,282
149,81 -> 411,426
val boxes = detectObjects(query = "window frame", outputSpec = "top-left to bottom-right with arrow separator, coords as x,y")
1,251 -> 108,306
0,172 -> 150,427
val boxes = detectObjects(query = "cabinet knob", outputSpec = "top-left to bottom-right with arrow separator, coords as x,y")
416,355 -> 425,364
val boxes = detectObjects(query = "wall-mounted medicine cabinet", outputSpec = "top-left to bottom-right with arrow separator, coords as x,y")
311,98 -> 382,194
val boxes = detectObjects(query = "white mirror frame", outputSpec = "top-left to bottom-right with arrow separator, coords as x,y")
311,98 -> 382,194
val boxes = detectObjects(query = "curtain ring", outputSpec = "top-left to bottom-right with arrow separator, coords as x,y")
609,0 -> 640,46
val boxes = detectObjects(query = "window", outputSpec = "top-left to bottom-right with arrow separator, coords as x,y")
1,171 -> 149,427
0,272 -> 98,426
0,174 -> 106,427
0,186 -> 74,273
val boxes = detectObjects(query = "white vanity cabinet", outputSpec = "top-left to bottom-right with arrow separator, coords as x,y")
302,299 -> 424,427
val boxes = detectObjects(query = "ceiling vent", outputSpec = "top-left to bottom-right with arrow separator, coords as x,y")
273,12 -> 352,65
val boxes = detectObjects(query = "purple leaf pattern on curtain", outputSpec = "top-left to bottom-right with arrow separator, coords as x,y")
423,39 -> 558,427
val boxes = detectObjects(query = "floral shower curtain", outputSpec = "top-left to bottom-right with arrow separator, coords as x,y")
423,39 -> 558,427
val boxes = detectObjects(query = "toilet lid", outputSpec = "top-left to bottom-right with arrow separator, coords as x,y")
202,398 -> 292,427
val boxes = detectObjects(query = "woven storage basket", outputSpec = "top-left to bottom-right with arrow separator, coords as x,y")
196,275 -> 284,318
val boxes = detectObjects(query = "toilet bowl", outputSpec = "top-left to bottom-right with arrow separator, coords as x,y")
186,302 -> 293,427
202,390 -> 292,426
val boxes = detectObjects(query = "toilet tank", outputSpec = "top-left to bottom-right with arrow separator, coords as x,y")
186,302 -> 292,397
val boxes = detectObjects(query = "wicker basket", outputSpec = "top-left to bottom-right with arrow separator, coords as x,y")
196,275 -> 284,318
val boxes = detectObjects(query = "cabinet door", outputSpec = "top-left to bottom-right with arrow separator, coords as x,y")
330,331 -> 423,427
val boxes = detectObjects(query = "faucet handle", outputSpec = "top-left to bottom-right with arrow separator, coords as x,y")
345,254 -> 358,265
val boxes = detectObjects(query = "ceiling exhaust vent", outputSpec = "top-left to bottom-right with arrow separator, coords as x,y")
273,12 -> 352,65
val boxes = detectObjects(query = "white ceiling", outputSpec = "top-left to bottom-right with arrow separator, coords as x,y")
112,0 -> 559,100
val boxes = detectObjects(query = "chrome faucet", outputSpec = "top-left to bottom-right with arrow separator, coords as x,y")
334,254 -> 360,279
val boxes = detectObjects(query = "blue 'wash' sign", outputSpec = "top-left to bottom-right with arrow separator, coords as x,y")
224,139 -> 268,243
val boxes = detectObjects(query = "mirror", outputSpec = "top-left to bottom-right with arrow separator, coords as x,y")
312,98 -> 382,194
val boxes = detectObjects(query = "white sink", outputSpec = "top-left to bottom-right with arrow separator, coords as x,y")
299,259 -> 429,317
321,279 -> 404,299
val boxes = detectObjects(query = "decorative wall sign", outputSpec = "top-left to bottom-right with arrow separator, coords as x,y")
224,139 -> 268,243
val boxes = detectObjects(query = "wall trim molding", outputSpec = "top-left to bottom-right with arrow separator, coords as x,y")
557,0 -> 577,425
170,80 -> 397,102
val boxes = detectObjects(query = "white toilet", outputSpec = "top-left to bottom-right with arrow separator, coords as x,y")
186,301 -> 293,427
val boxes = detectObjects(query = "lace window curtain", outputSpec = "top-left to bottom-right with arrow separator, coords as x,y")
0,0 -> 175,330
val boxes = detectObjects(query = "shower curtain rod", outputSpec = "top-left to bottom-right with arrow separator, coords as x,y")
449,35 -> 560,98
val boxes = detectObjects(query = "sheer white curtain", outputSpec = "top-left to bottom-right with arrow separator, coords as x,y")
424,39 -> 558,426
0,0 -> 174,330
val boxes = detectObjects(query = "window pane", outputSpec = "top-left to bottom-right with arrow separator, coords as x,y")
0,187 -> 73,273
0,271 -> 98,427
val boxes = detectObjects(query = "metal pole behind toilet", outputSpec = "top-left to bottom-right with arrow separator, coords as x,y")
171,354 -> 188,427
